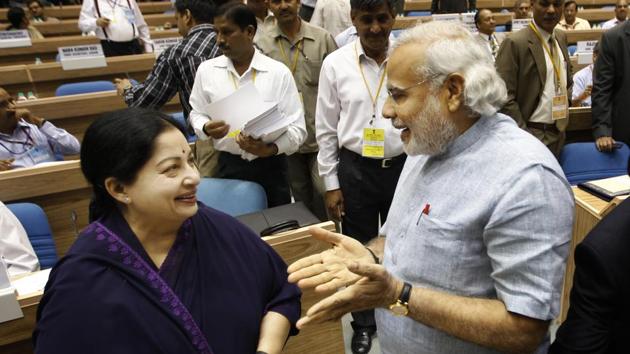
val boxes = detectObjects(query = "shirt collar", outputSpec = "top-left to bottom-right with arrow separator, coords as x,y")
355,38 -> 390,65
532,19 -> 552,42
268,19 -> 316,43
212,48 -> 269,75
187,23 -> 215,37
0,121 -> 31,138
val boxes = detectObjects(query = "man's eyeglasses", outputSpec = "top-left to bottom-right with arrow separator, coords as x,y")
386,76 -> 436,104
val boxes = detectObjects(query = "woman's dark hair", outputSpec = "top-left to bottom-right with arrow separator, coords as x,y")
174,0 -> 217,24
7,7 -> 26,29
216,2 -> 257,32
81,108 -> 186,221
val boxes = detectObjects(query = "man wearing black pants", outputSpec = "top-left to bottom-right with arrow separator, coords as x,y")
315,0 -> 404,352
79,0 -> 153,57
188,3 -> 306,207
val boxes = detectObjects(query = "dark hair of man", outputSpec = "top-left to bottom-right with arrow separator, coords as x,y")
7,7 -> 26,29
215,1 -> 257,31
27,0 -> 43,7
174,0 -> 217,24
564,0 -> 577,10
349,0 -> 396,12
81,108 -> 186,220
474,8 -> 491,28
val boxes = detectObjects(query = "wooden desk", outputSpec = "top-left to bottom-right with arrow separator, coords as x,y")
13,91 -> 180,142
404,0 -> 619,11
0,29 -> 180,66
0,2 -> 173,21
0,222 -> 345,354
2,53 -> 158,98
565,29 -> 604,44
0,14 -> 177,37
394,12 -> 513,29
558,188 -> 622,323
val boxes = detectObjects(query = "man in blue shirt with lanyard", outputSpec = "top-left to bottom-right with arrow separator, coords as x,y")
0,87 -> 80,171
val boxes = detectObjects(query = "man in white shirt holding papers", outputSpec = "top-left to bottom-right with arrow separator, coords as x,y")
189,2 -> 306,207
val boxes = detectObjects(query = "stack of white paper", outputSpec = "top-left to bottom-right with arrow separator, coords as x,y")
204,83 -> 289,152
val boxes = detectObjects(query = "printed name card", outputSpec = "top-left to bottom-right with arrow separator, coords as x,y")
577,40 -> 598,53
432,13 -> 461,23
461,13 -> 477,33
0,30 -> 32,49
153,37 -> 182,56
511,18 -> 532,31
58,44 -> 107,70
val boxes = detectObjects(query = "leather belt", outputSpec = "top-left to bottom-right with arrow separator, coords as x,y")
340,148 -> 406,169
527,122 -> 559,132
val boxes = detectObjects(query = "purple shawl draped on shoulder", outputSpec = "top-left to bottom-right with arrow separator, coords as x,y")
34,203 -> 301,354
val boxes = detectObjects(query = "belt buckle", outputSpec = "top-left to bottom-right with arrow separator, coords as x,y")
381,158 -> 392,168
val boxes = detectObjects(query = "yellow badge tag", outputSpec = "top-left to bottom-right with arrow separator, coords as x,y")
552,94 -> 568,120
362,128 -> 385,158
227,129 -> 241,138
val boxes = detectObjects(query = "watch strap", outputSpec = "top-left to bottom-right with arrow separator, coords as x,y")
399,282 -> 412,303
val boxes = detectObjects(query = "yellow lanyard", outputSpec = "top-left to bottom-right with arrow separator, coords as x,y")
354,41 -> 387,124
529,22 -> 563,90
278,38 -> 302,74
230,69 -> 257,90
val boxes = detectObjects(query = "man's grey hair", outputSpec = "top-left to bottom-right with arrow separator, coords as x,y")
390,22 -> 508,117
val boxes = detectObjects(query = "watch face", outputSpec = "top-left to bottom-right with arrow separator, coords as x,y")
389,303 -> 409,316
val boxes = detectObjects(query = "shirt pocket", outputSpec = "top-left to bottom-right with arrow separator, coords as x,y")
395,214 -> 474,293
304,60 -> 323,87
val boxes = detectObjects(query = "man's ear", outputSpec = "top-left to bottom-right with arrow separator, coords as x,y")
444,73 -> 465,113
246,24 -> 257,39
104,177 -> 129,204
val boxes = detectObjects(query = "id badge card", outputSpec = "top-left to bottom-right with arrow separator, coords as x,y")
27,145 -> 53,164
362,128 -> 385,158
552,91 -> 568,121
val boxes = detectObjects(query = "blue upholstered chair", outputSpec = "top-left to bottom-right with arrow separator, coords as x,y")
568,45 -> 578,56
55,81 -> 116,96
170,112 -> 197,143
559,142 -> 630,185
407,11 -> 431,16
6,203 -> 58,269
196,178 -> 267,216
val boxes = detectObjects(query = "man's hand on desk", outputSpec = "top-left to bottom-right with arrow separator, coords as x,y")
203,120 -> 230,139
236,134 -> 277,157
114,78 -> 133,96
0,158 -> 14,171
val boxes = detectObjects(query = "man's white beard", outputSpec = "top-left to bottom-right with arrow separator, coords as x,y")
402,95 -> 459,156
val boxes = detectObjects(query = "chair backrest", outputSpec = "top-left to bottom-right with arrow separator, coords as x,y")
5,203 -> 58,269
170,112 -> 197,143
196,178 -> 267,216
559,142 -> 630,185
568,44 -> 578,56
55,81 -> 115,96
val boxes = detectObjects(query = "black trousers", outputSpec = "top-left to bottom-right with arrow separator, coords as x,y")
338,148 -> 406,330
100,39 -> 143,57
216,152 -> 291,208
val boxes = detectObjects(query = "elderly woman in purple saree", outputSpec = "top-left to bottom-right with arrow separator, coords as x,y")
33,108 -> 301,354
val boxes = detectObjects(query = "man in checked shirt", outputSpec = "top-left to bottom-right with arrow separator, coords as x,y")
114,0 -> 223,176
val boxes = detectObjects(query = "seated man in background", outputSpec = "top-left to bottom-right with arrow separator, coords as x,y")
572,43 -> 598,107
550,162 -> 630,354
514,0 -> 531,18
6,6 -> 44,39
78,0 -> 153,56
28,0 -> 60,23
0,87 -> 80,171
189,2 -> 306,207
602,0 -> 628,30
114,0 -> 221,177
557,0 -> 590,30
0,201 -> 40,277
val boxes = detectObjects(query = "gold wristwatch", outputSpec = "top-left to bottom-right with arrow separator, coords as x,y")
389,282 -> 412,316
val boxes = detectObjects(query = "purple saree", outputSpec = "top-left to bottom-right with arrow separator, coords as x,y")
34,204 -> 301,354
